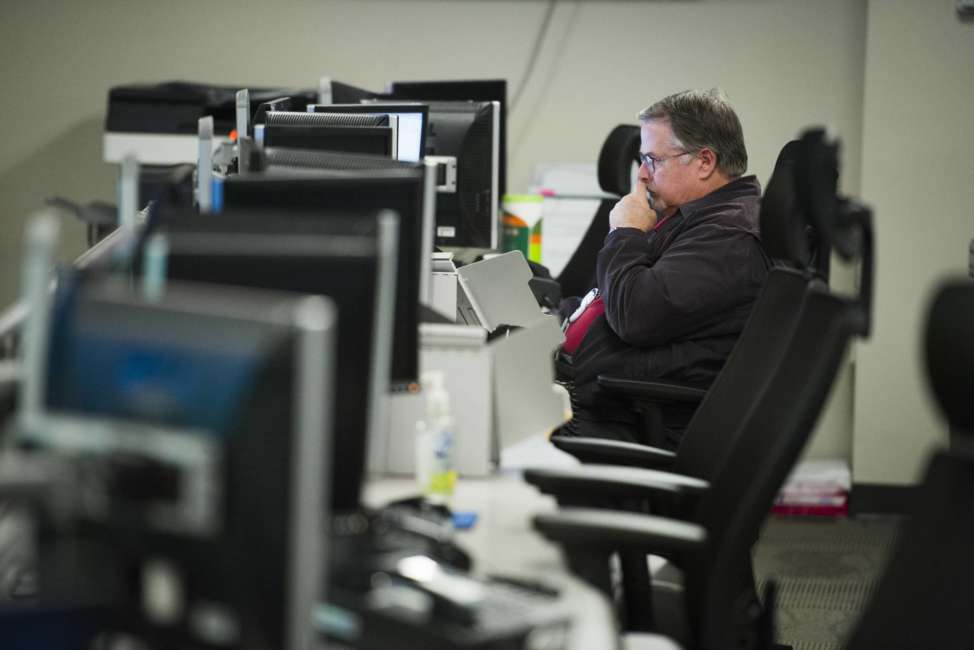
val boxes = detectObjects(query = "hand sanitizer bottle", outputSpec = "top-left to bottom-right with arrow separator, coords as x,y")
415,371 -> 457,504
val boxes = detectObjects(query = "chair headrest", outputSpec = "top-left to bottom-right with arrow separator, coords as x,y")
926,280 -> 974,435
598,125 -> 641,196
759,140 -> 811,268
761,129 -> 874,335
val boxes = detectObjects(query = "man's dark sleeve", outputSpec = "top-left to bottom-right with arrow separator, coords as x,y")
596,225 -> 766,347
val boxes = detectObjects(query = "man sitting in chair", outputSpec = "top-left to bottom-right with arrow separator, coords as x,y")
557,89 -> 771,449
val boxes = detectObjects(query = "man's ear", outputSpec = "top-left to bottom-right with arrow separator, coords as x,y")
696,148 -> 719,180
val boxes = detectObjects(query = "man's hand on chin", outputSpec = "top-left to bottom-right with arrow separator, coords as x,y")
609,180 -> 658,232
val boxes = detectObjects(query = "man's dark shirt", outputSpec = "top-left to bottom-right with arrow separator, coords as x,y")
560,175 -> 770,446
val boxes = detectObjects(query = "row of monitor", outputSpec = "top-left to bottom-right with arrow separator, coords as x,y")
11,78 -> 512,650
105,78 -> 507,190
55,208 -> 398,516
106,78 -> 506,250
88,79 -> 511,513
250,98 -> 499,251
37,273 -> 335,650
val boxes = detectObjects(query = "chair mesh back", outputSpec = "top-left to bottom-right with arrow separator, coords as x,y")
674,139 -> 826,480
673,269 -> 811,480
688,288 -> 860,649
686,130 -> 871,648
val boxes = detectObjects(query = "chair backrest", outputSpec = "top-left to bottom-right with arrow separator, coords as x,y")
685,129 -> 874,650
925,280 -> 974,437
842,450 -> 974,650
672,268 -> 813,480
762,140 -> 832,282
673,139 -> 827,481
690,286 -> 867,649
556,124 -> 640,299
843,279 -> 974,650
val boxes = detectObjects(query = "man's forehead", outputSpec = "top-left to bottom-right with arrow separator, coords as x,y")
640,119 -> 676,149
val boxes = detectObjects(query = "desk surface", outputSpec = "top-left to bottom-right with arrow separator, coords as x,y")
364,459 -> 681,650
364,470 -> 563,578
364,469 -> 624,649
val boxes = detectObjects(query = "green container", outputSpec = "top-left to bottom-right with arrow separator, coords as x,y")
501,194 -> 543,259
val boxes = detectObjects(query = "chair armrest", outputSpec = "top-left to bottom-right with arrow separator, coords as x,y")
533,507 -> 707,553
550,435 -> 676,470
555,352 -> 574,382
597,375 -> 707,405
529,276 -> 562,310
523,465 -> 709,503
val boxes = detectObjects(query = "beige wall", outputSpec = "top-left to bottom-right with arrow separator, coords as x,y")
853,0 -> 974,485
1,0 -> 878,467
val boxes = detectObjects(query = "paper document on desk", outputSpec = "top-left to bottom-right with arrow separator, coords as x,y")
491,316 -> 567,451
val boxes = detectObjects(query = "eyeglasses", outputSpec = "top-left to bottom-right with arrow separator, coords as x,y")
638,150 -> 694,173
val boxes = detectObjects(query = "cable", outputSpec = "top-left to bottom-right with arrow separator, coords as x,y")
509,0 -> 558,114
508,0 -> 579,164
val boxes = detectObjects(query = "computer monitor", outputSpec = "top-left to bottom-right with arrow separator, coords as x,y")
309,103 -> 428,163
256,111 -> 396,158
41,278 -> 332,650
215,163 -> 434,385
385,79 -> 507,196
151,213 -> 396,515
421,100 -> 500,250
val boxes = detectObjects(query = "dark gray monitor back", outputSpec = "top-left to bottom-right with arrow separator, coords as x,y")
157,216 -> 381,513
44,279 -> 315,649
386,79 -> 506,196
425,101 -> 498,249
310,102 -> 429,163
261,124 -> 393,157
215,169 -> 423,386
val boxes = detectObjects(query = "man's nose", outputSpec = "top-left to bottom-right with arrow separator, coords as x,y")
638,162 -> 652,182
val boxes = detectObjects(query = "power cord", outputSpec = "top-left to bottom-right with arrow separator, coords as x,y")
508,0 -> 558,114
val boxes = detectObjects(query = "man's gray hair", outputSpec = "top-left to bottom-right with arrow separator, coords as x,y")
638,89 -> 748,178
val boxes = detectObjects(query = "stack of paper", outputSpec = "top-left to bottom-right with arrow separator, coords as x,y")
772,459 -> 851,517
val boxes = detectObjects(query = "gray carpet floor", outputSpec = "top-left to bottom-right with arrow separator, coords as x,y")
753,514 -> 902,650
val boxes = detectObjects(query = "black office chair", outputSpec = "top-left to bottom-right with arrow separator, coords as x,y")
745,280 -> 974,650
835,279 -> 974,650
924,279 -> 974,450
547,139 -> 819,481
533,140 -> 830,639
555,124 -> 641,300
529,129 -> 873,650
571,140 -> 820,452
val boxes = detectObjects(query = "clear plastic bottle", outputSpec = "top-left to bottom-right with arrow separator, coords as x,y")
415,371 -> 457,504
